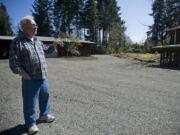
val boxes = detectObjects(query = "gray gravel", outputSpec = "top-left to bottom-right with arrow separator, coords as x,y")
1,55 -> 180,135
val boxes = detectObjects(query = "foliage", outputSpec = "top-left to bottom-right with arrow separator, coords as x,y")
114,53 -> 160,61
148,0 -> 166,46
32,0 -> 53,36
84,0 -> 99,41
52,0 -> 125,45
53,0 -> 83,35
108,21 -> 126,53
0,2 -> 13,35
148,0 -> 180,46
66,35 -> 81,56
56,34 -> 81,56
91,45 -> 106,54
50,0 -> 126,55
166,0 -> 180,28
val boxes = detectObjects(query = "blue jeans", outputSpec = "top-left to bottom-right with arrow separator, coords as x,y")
22,79 -> 50,127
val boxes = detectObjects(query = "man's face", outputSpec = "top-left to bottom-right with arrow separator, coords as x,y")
22,20 -> 38,38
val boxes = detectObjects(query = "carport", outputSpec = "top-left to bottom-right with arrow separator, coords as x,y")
0,36 -> 95,58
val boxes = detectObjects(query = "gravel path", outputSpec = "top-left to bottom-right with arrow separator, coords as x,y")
1,55 -> 180,135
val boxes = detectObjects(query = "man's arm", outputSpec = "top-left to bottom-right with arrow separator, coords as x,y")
41,39 -> 64,54
9,39 -> 23,74
9,39 -> 31,79
42,43 -> 56,54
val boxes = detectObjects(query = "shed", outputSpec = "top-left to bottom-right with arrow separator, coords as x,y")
0,36 -> 95,58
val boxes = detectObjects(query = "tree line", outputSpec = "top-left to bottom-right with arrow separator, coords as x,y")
0,3 -> 13,36
0,0 -> 180,54
0,0 -> 127,54
31,0 -> 126,53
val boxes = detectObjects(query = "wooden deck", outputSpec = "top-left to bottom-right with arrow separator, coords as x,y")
153,44 -> 180,68
152,26 -> 180,68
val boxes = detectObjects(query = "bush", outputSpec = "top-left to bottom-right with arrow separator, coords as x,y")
55,33 -> 81,56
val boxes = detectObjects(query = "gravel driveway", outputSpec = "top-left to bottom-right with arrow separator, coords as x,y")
1,55 -> 180,135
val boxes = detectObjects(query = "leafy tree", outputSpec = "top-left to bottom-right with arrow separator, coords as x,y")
32,0 -> 53,36
0,2 -> 13,35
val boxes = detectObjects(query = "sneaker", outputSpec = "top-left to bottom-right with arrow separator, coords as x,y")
39,114 -> 55,123
28,125 -> 39,135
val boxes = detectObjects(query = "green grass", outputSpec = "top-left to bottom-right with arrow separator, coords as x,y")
114,53 -> 160,61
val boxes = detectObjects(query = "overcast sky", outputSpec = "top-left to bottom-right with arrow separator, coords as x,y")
1,0 -> 154,43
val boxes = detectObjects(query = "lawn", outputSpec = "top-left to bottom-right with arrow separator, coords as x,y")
114,53 -> 160,62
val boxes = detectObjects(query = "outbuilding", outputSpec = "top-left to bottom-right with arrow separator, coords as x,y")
152,26 -> 180,68
0,36 -> 95,59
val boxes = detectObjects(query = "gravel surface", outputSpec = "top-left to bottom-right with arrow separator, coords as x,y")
1,55 -> 180,135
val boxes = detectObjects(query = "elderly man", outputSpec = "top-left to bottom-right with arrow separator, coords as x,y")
9,16 -> 63,134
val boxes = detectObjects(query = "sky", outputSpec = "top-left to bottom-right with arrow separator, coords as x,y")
118,0 -> 153,43
0,0 -> 154,43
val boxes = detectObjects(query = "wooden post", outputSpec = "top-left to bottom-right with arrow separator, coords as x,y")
160,52 -> 163,66
169,51 -> 172,66
177,52 -> 180,68
162,52 -> 165,65
174,30 -> 177,44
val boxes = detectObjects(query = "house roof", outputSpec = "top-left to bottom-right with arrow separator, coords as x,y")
0,36 -> 14,40
0,35 -> 95,44
152,44 -> 180,50
165,26 -> 180,32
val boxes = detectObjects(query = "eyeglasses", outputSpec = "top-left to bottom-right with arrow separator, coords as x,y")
32,23 -> 38,28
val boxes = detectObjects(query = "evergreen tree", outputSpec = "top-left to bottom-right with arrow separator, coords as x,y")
97,0 -> 110,43
176,0 -> 180,26
165,0 -> 180,28
0,2 -> 13,35
32,0 -> 53,36
148,0 -> 166,45
73,0 -> 84,37
52,0 -> 126,53
97,0 -> 121,44
84,0 -> 98,41
53,0 -> 81,35
108,4 -> 125,49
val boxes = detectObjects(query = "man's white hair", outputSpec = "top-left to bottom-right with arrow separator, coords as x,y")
19,16 -> 34,31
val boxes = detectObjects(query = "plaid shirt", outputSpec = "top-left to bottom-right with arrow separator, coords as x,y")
9,34 -> 54,79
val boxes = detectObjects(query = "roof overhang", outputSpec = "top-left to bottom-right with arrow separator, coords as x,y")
165,26 -> 180,32
0,35 -> 95,45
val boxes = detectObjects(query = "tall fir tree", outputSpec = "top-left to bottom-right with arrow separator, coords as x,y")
73,0 -> 84,37
176,0 -> 180,26
108,0 -> 125,49
84,0 -> 98,41
165,0 -> 180,28
148,0 -> 166,45
172,0 -> 180,26
97,0 -> 110,43
52,0 -> 125,51
0,2 -> 13,35
53,0 -> 81,35
32,0 -> 53,36
97,0 -> 122,44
